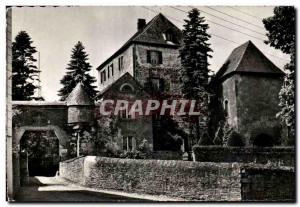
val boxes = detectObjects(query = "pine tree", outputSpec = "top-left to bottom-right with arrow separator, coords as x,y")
12,31 -> 43,100
179,8 -> 213,143
263,6 -> 295,141
58,41 -> 98,101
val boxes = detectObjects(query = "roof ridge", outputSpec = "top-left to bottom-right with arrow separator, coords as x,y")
233,41 -> 250,72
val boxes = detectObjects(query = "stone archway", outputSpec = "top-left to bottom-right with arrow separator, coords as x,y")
14,125 -> 69,179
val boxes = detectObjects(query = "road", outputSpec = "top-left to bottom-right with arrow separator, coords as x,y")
15,176 -> 148,202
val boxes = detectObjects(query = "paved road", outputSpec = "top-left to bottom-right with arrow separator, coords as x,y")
15,176 -> 147,202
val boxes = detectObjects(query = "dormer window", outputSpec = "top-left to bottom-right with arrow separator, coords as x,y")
166,32 -> 173,42
163,29 -> 175,43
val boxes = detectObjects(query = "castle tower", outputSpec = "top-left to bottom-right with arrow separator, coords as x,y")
214,41 -> 285,146
66,82 -> 94,125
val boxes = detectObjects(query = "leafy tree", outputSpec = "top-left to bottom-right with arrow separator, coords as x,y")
263,6 -> 295,139
58,41 -> 98,101
179,8 -> 213,142
12,31 -> 43,100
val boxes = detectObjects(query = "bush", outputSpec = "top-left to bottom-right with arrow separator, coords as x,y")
226,130 -> 244,147
105,142 -> 120,157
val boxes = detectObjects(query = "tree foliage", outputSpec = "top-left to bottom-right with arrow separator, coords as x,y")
58,41 -> 98,101
179,8 -> 213,141
263,6 -> 295,138
12,31 -> 43,100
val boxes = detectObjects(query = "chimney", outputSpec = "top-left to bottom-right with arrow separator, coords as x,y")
137,19 -> 146,31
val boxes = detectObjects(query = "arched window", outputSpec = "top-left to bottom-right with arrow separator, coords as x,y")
224,99 -> 229,117
120,83 -> 134,93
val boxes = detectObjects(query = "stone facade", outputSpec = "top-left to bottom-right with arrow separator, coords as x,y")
213,41 -> 286,147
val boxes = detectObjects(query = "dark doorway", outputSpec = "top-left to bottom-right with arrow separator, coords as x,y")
20,130 -> 59,176
253,133 -> 274,147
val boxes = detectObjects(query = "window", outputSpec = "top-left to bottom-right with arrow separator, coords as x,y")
120,83 -> 134,93
123,136 -> 134,151
224,100 -> 229,117
107,66 -> 110,79
119,108 -> 131,119
166,32 -> 173,42
100,70 -> 106,84
118,56 -> 124,71
110,64 -> 114,76
151,78 -> 165,92
147,50 -> 162,65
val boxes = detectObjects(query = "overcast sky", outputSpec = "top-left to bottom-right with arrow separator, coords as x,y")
11,6 -> 290,101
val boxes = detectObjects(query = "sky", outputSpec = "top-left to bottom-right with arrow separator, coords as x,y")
11,6 -> 290,101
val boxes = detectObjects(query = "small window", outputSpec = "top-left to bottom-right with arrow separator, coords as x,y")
111,64 -> 114,76
100,72 -> 103,84
123,136 -> 134,151
119,108 -> 131,119
151,78 -> 165,92
107,66 -> 110,79
118,56 -> 124,71
166,32 -> 173,42
147,50 -> 162,65
120,83 -> 134,93
224,100 -> 229,117
100,70 -> 106,84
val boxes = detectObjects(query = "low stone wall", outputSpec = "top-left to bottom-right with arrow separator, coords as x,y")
59,156 -> 295,201
193,146 -> 294,166
59,156 -> 85,184
60,156 -> 241,201
241,166 -> 295,201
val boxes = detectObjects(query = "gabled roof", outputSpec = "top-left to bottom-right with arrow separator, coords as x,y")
97,13 -> 182,70
66,82 -> 94,106
215,40 -> 284,80
96,72 -> 150,99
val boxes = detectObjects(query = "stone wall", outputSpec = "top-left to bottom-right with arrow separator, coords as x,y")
134,44 -> 182,96
59,156 -> 85,184
236,74 -> 284,145
193,146 -> 295,166
241,167 -> 295,201
60,156 -> 295,201
60,156 -> 242,201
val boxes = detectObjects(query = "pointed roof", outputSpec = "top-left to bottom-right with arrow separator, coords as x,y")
215,40 -> 284,80
97,13 -> 182,70
66,82 -> 94,106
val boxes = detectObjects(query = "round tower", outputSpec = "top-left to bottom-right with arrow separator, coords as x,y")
66,82 -> 94,125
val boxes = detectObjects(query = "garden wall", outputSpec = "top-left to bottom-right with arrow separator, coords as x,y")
60,156 -> 241,201
59,156 -> 295,201
241,167 -> 295,201
59,156 -> 85,184
193,146 -> 294,166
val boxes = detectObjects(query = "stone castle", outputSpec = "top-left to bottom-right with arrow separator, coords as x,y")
12,13 -> 288,176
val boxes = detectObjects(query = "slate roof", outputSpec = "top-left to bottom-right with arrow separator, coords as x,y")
215,40 -> 284,80
97,13 -> 182,70
66,82 -> 94,106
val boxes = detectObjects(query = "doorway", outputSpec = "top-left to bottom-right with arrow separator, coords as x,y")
20,130 -> 59,177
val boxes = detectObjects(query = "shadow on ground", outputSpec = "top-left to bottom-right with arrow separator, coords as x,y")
15,176 -> 148,202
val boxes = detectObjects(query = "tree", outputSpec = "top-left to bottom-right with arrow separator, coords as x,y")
179,8 -> 213,143
263,7 -> 295,140
12,31 -> 43,100
58,41 -> 98,101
